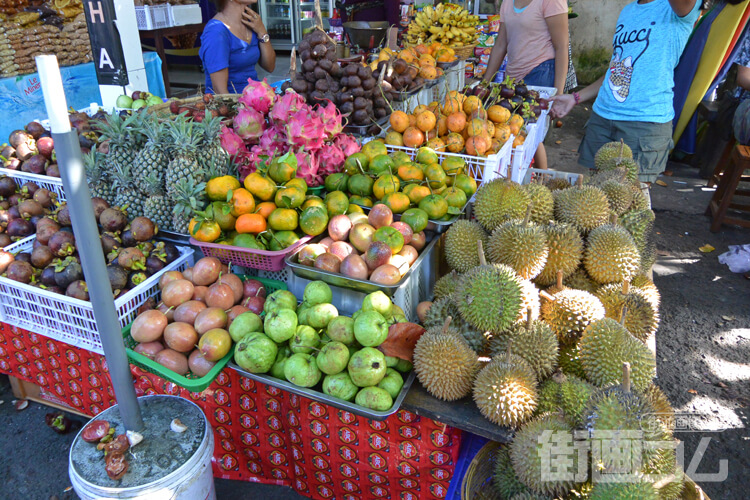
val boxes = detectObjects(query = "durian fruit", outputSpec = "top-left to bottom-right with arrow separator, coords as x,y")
493,445 -> 532,499
473,352 -> 538,428
423,297 -> 489,353
607,157 -> 640,181
523,183 -> 555,224
558,342 -> 587,379
473,178 -> 531,232
433,271 -> 462,301
594,140 -> 633,170
456,251 -> 523,333
584,223 -> 641,284
640,238 -> 657,274
515,276 -> 541,325
595,281 -> 659,342
631,275 -> 660,309
589,477 -> 658,500
490,311 -> 558,380
540,289 -> 605,344
509,493 -> 553,500
510,413 -> 577,496
413,318 -> 480,401
642,448 -> 685,500
445,219 -> 488,272
630,187 -> 651,211
643,383 -> 675,433
536,372 -> 595,426
620,209 -> 655,250
487,206 -> 549,280
554,186 -> 610,234
579,319 -> 656,390
545,176 -> 572,191
535,223 -> 584,286
600,180 -> 634,216
563,268 -> 599,294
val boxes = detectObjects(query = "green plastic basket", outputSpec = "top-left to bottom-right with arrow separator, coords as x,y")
123,276 -> 287,392
307,185 -> 325,197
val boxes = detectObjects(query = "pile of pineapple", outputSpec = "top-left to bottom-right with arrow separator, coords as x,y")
86,112 -> 230,233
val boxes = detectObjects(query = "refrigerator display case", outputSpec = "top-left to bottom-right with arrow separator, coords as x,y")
259,0 -> 333,50
472,0 -> 497,18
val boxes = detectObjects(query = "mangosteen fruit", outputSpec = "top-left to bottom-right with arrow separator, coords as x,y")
127,271 -> 149,289
107,264 -> 128,291
99,207 -> 127,232
25,122 -> 46,140
0,176 -> 17,197
101,232 -> 121,255
33,188 -> 55,208
162,242 -> 180,264
31,245 -> 54,268
0,234 -> 10,248
7,218 -> 34,238
54,257 -> 83,289
48,230 -> 76,257
130,217 -> 156,242
117,247 -> 146,270
0,249 -> 14,273
14,252 -> 31,263
121,229 -> 136,248
18,199 -> 43,218
1,145 -> 15,159
40,265 -> 57,286
6,260 -> 33,283
66,280 -> 89,301
146,255 -> 166,275
46,164 -> 60,177
56,204 -> 72,226
37,137 -> 54,159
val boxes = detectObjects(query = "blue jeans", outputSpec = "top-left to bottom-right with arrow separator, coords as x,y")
523,58 -> 556,87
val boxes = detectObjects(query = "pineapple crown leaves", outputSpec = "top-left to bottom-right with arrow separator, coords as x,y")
171,177 -> 207,218
140,114 -> 164,143
95,113 -> 139,145
142,171 -> 165,196
167,115 -> 201,153
200,113 -> 223,142
204,154 -> 232,180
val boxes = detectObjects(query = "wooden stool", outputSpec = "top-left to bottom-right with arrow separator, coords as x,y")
707,144 -> 750,232
707,137 -> 736,188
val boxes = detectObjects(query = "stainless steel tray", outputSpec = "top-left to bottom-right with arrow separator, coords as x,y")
391,84 -> 425,102
343,113 -> 391,137
229,363 -> 416,421
423,75 -> 445,89
285,231 -> 439,296
351,202 -> 469,234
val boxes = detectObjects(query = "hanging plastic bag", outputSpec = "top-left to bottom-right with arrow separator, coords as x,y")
718,244 -> 750,273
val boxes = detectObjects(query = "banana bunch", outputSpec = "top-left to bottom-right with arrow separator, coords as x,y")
406,3 -> 480,47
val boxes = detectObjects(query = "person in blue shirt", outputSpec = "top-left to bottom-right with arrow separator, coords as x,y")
199,0 -> 277,94
550,0 -> 701,188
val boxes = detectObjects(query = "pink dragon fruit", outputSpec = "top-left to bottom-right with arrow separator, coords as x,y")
316,143 -> 346,176
259,123 -> 288,152
219,125 -> 247,157
236,145 -> 269,181
295,149 -> 323,187
332,133 -> 361,157
239,78 -> 277,114
233,106 -> 266,142
319,100 -> 344,140
269,90 -> 307,124
286,109 -> 326,150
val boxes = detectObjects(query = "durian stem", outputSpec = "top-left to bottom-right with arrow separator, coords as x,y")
620,305 -> 628,325
576,174 -> 584,186
622,280 -> 630,294
653,475 -> 677,490
552,370 -> 566,384
622,362 -> 631,393
556,270 -> 563,290
442,316 -> 453,333
609,213 -> 618,225
540,290 -> 556,301
290,47 -> 297,77
618,138 -> 625,159
522,203 -> 532,227
477,240 -> 487,266
526,308 -> 533,329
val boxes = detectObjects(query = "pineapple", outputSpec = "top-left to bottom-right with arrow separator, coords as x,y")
142,172 -> 173,231
166,117 -> 204,201
94,113 -> 140,172
83,149 -> 115,205
112,161 -> 144,217
198,114 -> 229,174
171,176 -> 206,234
132,115 -> 169,182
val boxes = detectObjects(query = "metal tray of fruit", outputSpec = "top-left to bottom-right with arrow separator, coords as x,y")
352,201 -> 471,234
436,60 -> 460,70
390,83 -> 425,102
285,231 -> 439,296
229,363 -> 416,421
343,113 -> 391,137
423,75 -> 445,90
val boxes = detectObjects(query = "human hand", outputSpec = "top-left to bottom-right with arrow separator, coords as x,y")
242,8 -> 267,36
550,94 -> 576,119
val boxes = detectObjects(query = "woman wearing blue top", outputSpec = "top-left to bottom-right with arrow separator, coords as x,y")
550,0 -> 701,190
199,0 -> 276,94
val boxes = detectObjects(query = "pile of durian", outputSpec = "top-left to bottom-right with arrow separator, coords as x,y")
413,141 -> 682,499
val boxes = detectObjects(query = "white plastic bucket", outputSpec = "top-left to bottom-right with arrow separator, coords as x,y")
69,396 -> 216,500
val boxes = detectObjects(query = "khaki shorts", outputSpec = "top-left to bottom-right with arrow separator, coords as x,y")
578,111 -> 674,183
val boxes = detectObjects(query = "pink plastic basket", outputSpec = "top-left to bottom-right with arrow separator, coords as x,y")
190,235 -> 313,271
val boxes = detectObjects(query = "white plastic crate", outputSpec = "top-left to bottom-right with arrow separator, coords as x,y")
37,102 -> 109,130
0,168 -> 66,202
136,4 -> 172,30
521,167 -> 582,186
0,237 -> 194,354
169,4 -> 202,26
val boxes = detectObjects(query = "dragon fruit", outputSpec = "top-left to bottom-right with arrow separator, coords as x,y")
270,90 -> 307,123
219,125 -> 247,157
319,100 -> 344,140
239,78 -> 277,114
332,133 -> 361,157
236,145 -> 269,181
316,143 -> 346,176
259,125 -> 289,157
233,106 -> 266,142
287,108 -> 326,150
295,149 -> 323,187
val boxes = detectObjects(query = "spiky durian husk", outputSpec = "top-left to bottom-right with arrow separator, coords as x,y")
563,268 -> 599,294
473,352 -> 537,428
473,178 -> 531,232
535,223 -> 584,286
584,224 -> 641,284
595,284 -> 659,342
589,477 -> 658,500
413,327 -> 480,401
630,275 -> 660,309
515,276 -> 541,325
558,342 -> 587,379
456,264 -> 523,333
487,221 -> 549,280
541,289 -> 605,344
630,188 -> 650,211
620,209 -> 655,248
642,448 -> 685,500
445,219 -> 489,272
524,183 -> 555,224
489,321 -> 558,380
433,271 -> 462,301
510,413 -> 577,496
423,297 -> 488,353
600,180 -> 635,216
545,177 -> 572,191
536,373 -> 594,427
594,141 -> 633,170
554,186 -> 610,234
643,383 -> 674,434
493,445 -> 531,499
579,319 -> 656,390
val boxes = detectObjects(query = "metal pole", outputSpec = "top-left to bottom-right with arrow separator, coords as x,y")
37,55 -> 144,431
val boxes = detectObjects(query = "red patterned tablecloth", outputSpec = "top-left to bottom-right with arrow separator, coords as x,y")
0,323 -> 462,499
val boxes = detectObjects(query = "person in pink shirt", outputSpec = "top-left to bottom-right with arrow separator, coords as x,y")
483,0 -> 570,169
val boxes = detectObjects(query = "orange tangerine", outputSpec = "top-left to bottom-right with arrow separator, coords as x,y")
445,132 -> 465,153
236,213 -> 267,234
255,201 -> 276,219
189,218 -> 221,242
403,126 -> 425,148
229,187 -> 256,217
397,163 -> 424,182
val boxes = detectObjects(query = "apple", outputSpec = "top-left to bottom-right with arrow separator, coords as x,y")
364,241 -> 392,271
368,204 -> 394,229
349,223 -> 376,253
373,226 -> 405,254
116,94 -> 133,109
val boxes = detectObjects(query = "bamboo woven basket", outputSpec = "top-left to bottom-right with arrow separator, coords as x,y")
452,44 -> 477,60
461,441 -> 503,500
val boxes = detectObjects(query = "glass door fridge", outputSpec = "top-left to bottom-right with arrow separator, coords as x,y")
259,0 -> 295,50
293,0 -> 333,42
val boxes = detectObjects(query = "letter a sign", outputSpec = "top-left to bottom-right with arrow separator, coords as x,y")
82,0 -> 128,85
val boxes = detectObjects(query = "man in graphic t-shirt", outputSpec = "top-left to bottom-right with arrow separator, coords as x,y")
550,0 -> 701,189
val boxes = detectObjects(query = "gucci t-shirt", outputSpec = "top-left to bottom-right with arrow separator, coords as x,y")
592,0 -> 700,123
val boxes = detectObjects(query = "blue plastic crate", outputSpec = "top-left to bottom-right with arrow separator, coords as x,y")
445,433 -> 490,500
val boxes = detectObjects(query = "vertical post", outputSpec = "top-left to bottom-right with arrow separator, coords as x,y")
36,55 -> 144,431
